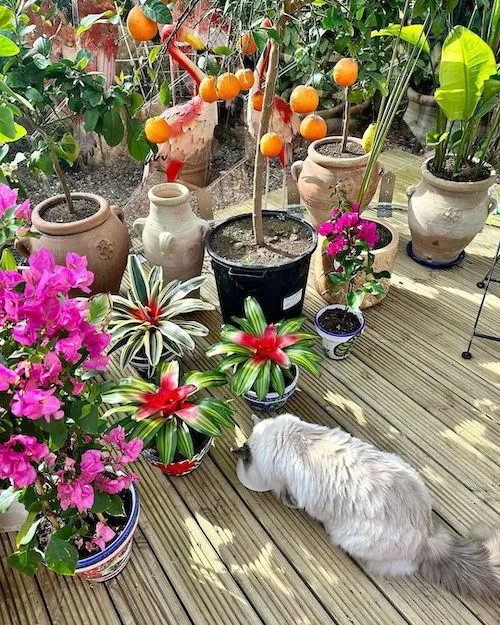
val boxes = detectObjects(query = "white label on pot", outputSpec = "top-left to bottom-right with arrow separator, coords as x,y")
283,289 -> 303,311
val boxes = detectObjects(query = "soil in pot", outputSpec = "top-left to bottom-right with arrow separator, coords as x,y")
317,308 -> 362,334
37,488 -> 132,559
315,140 -> 365,158
210,215 -> 313,265
41,198 -> 100,223
373,223 -> 393,250
428,157 -> 490,183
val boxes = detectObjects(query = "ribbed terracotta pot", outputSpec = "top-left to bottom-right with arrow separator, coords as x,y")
407,158 -> 497,266
16,193 -> 130,295
314,217 -> 399,309
291,136 -> 383,229
403,87 -> 437,146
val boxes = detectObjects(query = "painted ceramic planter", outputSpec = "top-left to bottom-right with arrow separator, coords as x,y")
143,436 -> 213,476
315,305 -> 365,360
130,349 -> 175,380
74,483 -> 139,582
243,366 -> 299,412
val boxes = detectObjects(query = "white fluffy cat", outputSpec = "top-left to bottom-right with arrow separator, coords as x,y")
233,413 -> 500,601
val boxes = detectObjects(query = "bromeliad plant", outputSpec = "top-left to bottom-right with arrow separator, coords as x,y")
0,248 -> 143,576
102,361 -> 234,466
110,255 -> 214,370
317,189 -> 390,310
206,297 -> 322,400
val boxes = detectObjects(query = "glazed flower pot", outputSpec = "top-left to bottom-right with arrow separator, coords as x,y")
314,218 -> 399,309
130,349 -> 175,381
16,193 -> 130,295
315,304 -> 365,360
134,183 -> 209,285
74,483 -> 139,582
407,158 -> 497,267
243,366 -> 299,412
403,87 -> 437,146
143,435 -> 212,476
291,137 -> 383,228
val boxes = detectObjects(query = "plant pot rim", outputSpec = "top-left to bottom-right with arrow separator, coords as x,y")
144,434 -> 212,465
74,483 -> 139,570
148,182 -> 191,207
307,136 -> 370,168
315,304 -> 365,338
423,157 -> 496,190
205,210 -> 318,270
33,193 -> 109,236
407,86 -> 436,104
244,364 -> 299,401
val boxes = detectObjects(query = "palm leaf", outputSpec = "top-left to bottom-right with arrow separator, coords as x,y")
156,419 -> 177,465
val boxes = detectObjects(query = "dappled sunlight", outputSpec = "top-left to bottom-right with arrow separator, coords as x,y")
420,465 -> 446,487
324,390 -> 366,426
236,543 -> 295,597
453,420 -> 499,456
478,360 -> 500,380
391,275 -> 440,299
442,285 -> 500,309
473,397 -> 499,415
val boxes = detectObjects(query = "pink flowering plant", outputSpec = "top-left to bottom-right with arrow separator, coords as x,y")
0,248 -> 143,576
318,190 -> 390,311
0,183 -> 39,267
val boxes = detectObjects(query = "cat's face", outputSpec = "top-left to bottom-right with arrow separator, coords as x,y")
233,416 -> 274,492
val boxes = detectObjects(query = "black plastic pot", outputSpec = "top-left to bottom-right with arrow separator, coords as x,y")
206,211 -> 317,323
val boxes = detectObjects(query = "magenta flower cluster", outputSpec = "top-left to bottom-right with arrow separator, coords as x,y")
317,203 -> 379,257
0,184 -> 32,243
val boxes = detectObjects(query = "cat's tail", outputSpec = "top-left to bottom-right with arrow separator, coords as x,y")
419,524 -> 500,600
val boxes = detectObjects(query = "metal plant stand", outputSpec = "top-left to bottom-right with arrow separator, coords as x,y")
462,240 -> 500,359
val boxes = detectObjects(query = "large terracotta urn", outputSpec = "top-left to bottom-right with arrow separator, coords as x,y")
16,193 -> 130,294
403,87 -> 437,146
314,217 -> 399,309
134,182 -> 209,284
291,136 -> 383,229
407,158 -> 497,266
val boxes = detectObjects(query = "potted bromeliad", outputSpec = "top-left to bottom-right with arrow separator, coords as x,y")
206,296 -> 322,411
0,248 -> 143,581
102,361 -> 235,476
109,255 -> 214,379
314,194 -> 390,360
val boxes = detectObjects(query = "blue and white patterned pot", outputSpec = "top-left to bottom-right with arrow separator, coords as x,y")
243,366 -> 299,412
74,483 -> 140,582
314,304 -> 365,360
130,349 -> 175,380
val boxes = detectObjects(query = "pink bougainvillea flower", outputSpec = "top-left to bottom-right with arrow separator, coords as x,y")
11,388 -> 64,421
55,335 -> 83,363
357,219 -> 379,248
351,203 -> 360,212
0,435 -> 50,488
70,378 -> 85,396
88,521 -> 116,551
80,449 -> 104,483
57,478 -> 94,512
317,221 -> 335,236
65,253 -> 94,293
0,183 -> 18,214
14,199 -> 31,221
0,363 -> 18,391
95,472 -> 139,495
336,210 -> 359,231
327,236 -> 347,256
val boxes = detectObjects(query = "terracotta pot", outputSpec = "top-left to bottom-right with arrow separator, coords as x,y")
314,218 -> 399,309
315,304 -> 365,360
134,183 -> 209,285
16,193 -> 130,295
291,136 -> 383,228
179,141 -> 211,188
403,87 -> 437,146
143,436 -> 212,476
407,158 -> 497,266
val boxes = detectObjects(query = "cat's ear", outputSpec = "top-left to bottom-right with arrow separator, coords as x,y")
281,489 -> 298,509
251,414 -> 261,426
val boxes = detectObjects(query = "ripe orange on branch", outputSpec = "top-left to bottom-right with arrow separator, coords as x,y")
251,91 -> 264,111
260,132 -> 283,158
216,73 -> 240,100
300,114 -> 327,141
199,76 -> 219,103
235,68 -> 254,91
237,33 -> 257,55
333,58 -> 358,87
290,85 -> 319,114
145,117 -> 171,144
126,6 -> 158,42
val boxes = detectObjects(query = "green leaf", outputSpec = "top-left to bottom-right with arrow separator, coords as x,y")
78,404 -> 100,435
129,91 -> 143,117
58,133 -> 80,164
270,363 -> 285,396
49,421 -> 68,451
142,0 -> 172,23
254,360 -> 271,400
231,358 -> 265,396
16,512 -> 41,548
108,494 -> 126,517
213,45 -> 233,56
0,248 -> 17,271
91,490 -> 111,513
84,107 -> 101,132
126,117 -> 151,161
176,422 -> 194,459
371,24 -> 430,55
159,82 -> 171,107
435,26 -> 497,121
88,293 -> 112,328
25,86 -> 43,103
45,535 -> 79,576
286,347 -> 322,376
183,369 -> 227,390
243,297 -> 267,336
32,53 -> 51,69
7,548 -> 41,576
197,398 -> 234,429
0,486 -> 16,513
128,254 -> 149,306
33,36 -> 52,56
0,34 -> 19,57
75,48 -> 92,70
0,107 -> 16,140
76,10 -> 115,36
148,44 -> 162,65
102,109 -> 125,147
156,419 -> 177,465
0,6 -> 13,29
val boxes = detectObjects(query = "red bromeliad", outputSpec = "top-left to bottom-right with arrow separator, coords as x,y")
206,297 -> 322,400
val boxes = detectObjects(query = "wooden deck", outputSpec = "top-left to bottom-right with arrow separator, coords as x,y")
1,165 -> 500,625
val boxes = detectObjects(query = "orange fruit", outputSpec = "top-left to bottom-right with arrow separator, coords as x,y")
199,75 -> 219,103
300,114 -> 327,141
333,58 -> 358,87
145,117 -> 171,143
260,132 -> 283,157
237,33 -> 257,55
235,68 -> 254,91
216,72 -> 240,100
251,91 -> 264,111
290,85 -> 319,114
126,5 -> 158,42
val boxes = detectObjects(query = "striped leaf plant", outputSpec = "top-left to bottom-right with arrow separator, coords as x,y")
102,361 -> 234,465
109,255 -> 214,370
206,297 -> 322,400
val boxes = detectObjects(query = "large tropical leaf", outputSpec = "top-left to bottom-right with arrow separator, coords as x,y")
435,26 -> 496,121
176,422 -> 194,459
230,358 -> 266,396
175,403 -> 221,437
183,369 -> 227,390
156,419 -> 177,465
371,24 -> 430,55
128,255 -> 149,306
243,297 -> 267,336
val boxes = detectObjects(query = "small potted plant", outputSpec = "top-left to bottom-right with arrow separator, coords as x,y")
314,196 -> 390,360
109,255 -> 214,379
102,361 -> 234,476
0,248 -> 143,581
206,296 -> 322,412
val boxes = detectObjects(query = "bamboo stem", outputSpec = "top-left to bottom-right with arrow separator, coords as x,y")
340,87 -> 349,152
